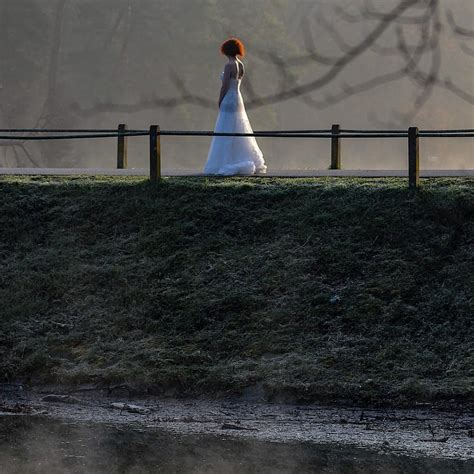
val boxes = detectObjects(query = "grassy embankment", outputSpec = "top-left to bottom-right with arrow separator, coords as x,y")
0,176 -> 473,406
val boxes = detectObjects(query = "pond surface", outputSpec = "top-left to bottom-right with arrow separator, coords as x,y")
1,416 -> 472,473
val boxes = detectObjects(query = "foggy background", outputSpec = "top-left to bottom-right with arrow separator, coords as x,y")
0,0 -> 472,171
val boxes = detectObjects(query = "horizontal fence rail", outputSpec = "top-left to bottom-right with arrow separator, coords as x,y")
418,132 -> 474,137
0,132 -> 149,140
2,129 -> 473,136
0,124 -> 472,188
2,132 -> 474,139
0,129 -> 147,133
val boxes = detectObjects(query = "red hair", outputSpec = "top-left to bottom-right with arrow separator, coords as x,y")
220,38 -> 245,58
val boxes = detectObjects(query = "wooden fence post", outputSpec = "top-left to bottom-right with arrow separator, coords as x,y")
149,125 -> 161,182
330,124 -> 341,170
408,127 -> 419,189
117,124 -> 128,169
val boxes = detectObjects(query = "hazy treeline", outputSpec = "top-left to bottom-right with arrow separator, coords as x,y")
0,0 -> 472,170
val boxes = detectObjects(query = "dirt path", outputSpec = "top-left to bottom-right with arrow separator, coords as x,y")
2,390 -> 472,461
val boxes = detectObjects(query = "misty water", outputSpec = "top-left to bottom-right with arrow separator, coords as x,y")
1,416 -> 472,474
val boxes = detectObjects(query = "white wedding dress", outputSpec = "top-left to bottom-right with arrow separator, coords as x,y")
204,67 -> 267,175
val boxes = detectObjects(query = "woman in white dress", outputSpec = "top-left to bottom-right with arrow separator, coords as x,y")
204,38 -> 267,175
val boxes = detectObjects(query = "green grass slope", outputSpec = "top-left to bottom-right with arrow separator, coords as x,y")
0,176 -> 473,406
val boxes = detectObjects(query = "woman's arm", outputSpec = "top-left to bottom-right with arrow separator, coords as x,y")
218,63 -> 233,108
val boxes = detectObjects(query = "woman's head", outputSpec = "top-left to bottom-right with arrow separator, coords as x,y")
220,38 -> 245,58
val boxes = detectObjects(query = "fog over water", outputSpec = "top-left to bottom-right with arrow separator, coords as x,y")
0,0 -> 472,170
1,417 -> 473,473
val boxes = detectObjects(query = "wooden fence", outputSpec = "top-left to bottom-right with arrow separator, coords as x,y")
1,125 -> 473,189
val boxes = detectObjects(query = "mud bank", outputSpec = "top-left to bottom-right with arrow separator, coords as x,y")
1,390 -> 473,462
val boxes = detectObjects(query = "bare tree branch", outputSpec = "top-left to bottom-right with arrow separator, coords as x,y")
460,42 -> 474,58
363,0 -> 435,25
102,4 -> 128,49
43,0 -> 67,113
19,144 -> 40,167
442,78 -> 474,105
446,9 -> 474,38
74,0 -> 473,128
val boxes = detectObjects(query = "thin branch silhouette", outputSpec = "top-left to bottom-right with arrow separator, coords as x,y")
70,0 -> 472,127
460,43 -> 474,58
446,9 -> 474,38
